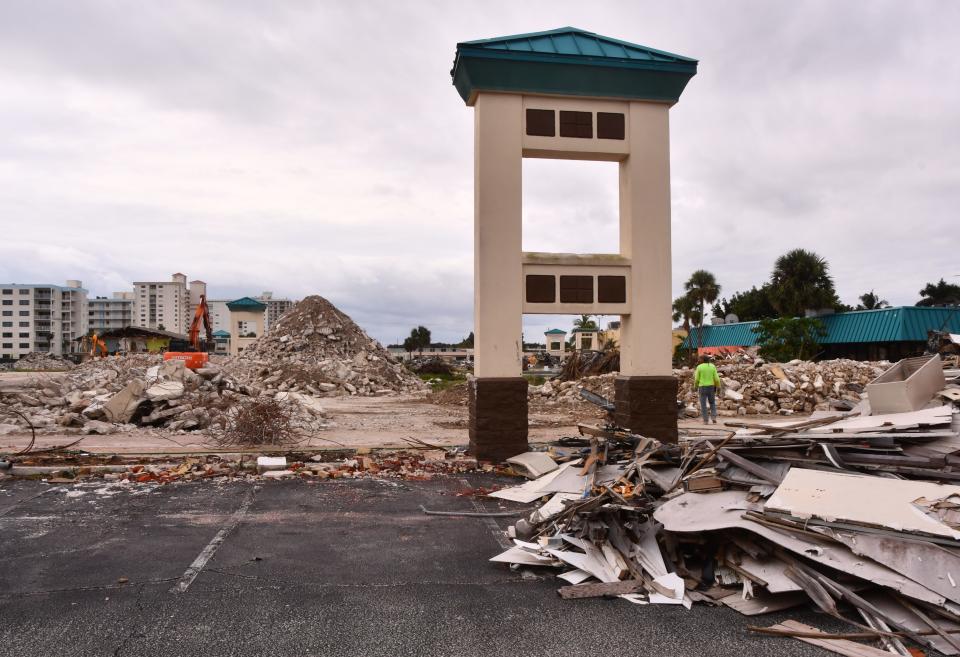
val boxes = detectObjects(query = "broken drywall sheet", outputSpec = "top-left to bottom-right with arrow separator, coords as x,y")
819,528 -> 960,605
529,493 -> 579,524
655,490 -> 946,606
765,467 -> 960,540
489,546 -> 559,567
488,461 -> 580,503
505,452 -> 558,479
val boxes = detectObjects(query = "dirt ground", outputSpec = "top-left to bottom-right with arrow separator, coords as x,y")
0,390 -> 782,456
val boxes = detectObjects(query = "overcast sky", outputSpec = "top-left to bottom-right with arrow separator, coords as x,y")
1,1 -> 958,345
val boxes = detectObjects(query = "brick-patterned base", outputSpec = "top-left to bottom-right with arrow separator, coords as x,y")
468,377 -> 528,461
613,375 -> 678,443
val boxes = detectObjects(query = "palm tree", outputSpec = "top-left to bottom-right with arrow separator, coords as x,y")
572,314 -> 598,330
917,279 -> 960,307
857,290 -> 889,310
768,249 -> 838,317
671,294 -> 700,332
684,270 -> 721,352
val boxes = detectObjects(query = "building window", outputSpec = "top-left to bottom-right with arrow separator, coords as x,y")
19,311 -> 28,316
19,322 -> 29,327
19,343 -> 29,349
1,322 -> 10,327
550,341 -> 561,350
597,112 -> 625,140
1,300 -> 10,305
525,109 -> 555,137
18,332 -> 28,338
18,289 -> 29,295
2,311 -> 11,317
18,299 -> 29,305
526,275 -> 556,303
581,336 -> 593,350
559,111 -> 592,138
2,333 -> 10,338
560,275 -> 593,303
1,289 -> 10,295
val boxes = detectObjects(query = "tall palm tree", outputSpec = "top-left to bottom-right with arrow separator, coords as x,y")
684,270 -> 721,352
768,249 -> 838,317
671,294 -> 700,332
572,314 -> 598,330
858,290 -> 889,310
917,279 -> 960,307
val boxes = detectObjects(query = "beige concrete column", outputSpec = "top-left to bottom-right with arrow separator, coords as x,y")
473,93 -> 523,378
618,101 -> 673,377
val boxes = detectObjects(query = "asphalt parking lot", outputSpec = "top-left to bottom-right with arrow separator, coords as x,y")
0,475 -> 842,657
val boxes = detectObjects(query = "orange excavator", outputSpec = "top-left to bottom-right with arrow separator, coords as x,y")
86,332 -> 108,358
163,294 -> 213,369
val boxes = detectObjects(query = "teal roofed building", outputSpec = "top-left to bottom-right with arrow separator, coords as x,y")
225,297 -> 267,311
683,306 -> 960,361
452,27 -> 697,105
211,329 -> 230,355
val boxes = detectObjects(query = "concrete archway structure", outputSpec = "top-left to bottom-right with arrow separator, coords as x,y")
451,27 -> 698,460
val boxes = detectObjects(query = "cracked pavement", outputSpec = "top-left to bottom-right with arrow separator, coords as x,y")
0,476 -> 843,656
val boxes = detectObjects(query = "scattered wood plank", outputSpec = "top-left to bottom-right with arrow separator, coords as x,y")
764,620 -> 899,657
558,579 -> 644,599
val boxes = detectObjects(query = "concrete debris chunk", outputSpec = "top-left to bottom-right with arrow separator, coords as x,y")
145,381 -> 185,402
256,456 -> 287,474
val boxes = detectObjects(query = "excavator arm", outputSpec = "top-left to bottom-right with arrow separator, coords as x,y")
187,295 -> 214,351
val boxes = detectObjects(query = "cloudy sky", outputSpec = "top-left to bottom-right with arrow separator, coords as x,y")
1,1 -> 958,345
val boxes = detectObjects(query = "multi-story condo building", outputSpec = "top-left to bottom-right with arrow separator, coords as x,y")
0,280 -> 88,359
88,292 -> 134,334
132,273 -> 205,334
258,292 -> 295,332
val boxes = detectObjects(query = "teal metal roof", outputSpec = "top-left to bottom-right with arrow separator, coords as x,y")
545,328 -> 567,335
683,306 -> 960,348
212,330 -> 230,337
226,296 -> 267,311
452,27 -> 697,105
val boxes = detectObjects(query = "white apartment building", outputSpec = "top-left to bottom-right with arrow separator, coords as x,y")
88,292 -> 134,334
0,280 -> 88,360
132,273 -> 205,334
258,292 -> 295,332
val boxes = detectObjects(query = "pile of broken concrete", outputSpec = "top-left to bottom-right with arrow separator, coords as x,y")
11,351 -> 75,371
0,354 -> 328,436
529,359 -> 884,417
676,358 -> 883,416
222,295 -> 424,397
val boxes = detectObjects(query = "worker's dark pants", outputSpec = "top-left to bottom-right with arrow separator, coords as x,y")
698,386 -> 717,422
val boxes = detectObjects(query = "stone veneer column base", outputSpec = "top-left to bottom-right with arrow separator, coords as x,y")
613,375 -> 678,443
468,377 -> 528,461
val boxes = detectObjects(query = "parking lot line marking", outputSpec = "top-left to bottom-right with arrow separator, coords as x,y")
170,486 -> 257,594
460,478 -> 511,549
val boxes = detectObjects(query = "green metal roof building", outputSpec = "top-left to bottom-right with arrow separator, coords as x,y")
683,306 -> 960,360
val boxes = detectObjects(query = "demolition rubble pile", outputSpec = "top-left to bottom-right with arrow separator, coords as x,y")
677,358 -> 885,416
0,354 -> 329,436
487,360 -> 960,655
222,295 -> 424,397
11,352 -> 75,371
531,359 -> 886,417
3,448 -> 484,484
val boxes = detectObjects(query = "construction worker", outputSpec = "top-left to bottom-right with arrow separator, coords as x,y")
693,354 -> 721,424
